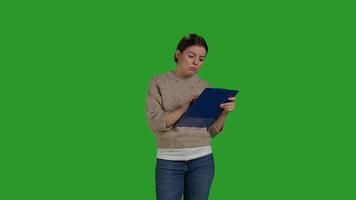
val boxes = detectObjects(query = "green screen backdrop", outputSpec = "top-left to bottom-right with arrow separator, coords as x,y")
1,0 -> 355,199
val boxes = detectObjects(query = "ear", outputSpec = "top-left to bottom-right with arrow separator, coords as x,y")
175,50 -> 181,60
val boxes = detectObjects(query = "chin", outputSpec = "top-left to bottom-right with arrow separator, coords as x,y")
187,71 -> 196,76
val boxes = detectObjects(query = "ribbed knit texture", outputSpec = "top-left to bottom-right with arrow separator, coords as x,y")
146,71 -> 223,149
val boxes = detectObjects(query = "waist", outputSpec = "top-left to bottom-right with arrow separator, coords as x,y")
157,145 -> 212,161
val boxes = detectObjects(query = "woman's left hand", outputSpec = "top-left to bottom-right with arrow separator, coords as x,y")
220,97 -> 236,113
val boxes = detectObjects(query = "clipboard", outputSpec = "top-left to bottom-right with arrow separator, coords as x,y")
175,88 -> 239,128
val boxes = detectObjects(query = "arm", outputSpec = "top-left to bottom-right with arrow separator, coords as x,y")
212,110 -> 228,132
165,94 -> 198,128
146,79 -> 197,132
146,80 -> 169,133
208,97 -> 236,137
165,105 -> 188,129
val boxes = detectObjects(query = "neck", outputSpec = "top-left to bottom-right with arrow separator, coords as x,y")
173,68 -> 192,79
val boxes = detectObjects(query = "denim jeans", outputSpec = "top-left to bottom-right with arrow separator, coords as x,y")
155,153 -> 215,200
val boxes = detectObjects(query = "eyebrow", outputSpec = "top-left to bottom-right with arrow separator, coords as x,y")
186,51 -> 206,57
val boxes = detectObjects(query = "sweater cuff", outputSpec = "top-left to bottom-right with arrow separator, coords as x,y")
158,111 -> 172,132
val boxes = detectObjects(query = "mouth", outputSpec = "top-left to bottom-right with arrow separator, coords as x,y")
189,67 -> 197,72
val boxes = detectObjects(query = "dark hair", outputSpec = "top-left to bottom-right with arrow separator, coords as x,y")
174,33 -> 208,63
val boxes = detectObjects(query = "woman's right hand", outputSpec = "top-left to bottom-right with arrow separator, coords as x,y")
182,94 -> 198,111
165,94 -> 199,129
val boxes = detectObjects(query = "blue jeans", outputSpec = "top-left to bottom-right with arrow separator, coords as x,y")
155,153 -> 215,200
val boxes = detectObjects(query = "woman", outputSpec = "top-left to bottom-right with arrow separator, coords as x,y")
146,33 -> 235,200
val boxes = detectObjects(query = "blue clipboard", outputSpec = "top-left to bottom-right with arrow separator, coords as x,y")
175,88 -> 239,128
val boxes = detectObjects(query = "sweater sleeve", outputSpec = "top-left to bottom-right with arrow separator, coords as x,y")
146,78 -> 171,133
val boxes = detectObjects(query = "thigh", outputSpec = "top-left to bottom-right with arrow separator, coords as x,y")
184,154 -> 215,200
156,159 -> 185,200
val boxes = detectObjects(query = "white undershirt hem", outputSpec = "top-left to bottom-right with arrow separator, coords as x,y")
157,145 -> 212,161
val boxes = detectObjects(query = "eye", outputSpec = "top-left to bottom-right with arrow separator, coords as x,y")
188,55 -> 194,58
200,58 -> 204,62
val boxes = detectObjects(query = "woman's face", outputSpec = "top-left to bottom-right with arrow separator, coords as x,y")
175,45 -> 206,77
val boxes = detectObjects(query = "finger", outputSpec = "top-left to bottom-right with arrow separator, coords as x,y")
227,105 -> 235,110
228,97 -> 235,101
221,103 -> 228,107
225,102 -> 235,107
221,104 -> 228,109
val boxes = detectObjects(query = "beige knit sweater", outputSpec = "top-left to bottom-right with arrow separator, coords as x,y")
146,71 -> 223,149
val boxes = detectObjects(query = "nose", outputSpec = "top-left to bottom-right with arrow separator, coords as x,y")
193,58 -> 199,65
